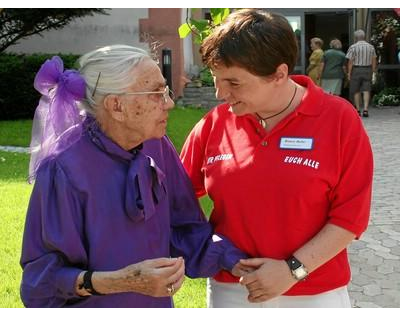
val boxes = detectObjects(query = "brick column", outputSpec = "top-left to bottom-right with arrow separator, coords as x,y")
139,8 -> 185,97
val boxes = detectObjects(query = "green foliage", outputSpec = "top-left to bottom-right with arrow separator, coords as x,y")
178,8 -> 230,44
199,67 -> 214,87
370,11 -> 400,60
0,53 -> 80,120
210,8 -> 230,26
0,9 -> 109,52
372,87 -> 400,106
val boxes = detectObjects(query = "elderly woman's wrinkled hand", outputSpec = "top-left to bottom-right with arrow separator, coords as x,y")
231,261 -> 257,277
118,257 -> 185,297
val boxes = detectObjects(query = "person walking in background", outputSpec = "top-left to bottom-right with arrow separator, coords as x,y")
20,45 -> 247,307
321,39 -> 347,96
307,37 -> 324,86
346,29 -> 377,117
181,9 -> 373,308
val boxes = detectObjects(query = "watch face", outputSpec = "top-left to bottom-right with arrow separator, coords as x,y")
294,267 -> 308,280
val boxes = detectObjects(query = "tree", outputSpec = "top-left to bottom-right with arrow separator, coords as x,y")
0,9 -> 109,52
178,8 -> 230,43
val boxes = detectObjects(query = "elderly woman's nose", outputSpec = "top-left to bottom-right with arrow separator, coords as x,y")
164,95 -> 175,110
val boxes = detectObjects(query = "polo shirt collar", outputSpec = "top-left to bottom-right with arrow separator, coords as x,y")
290,75 -> 325,117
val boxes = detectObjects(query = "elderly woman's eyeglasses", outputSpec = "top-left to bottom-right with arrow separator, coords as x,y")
91,72 -> 173,104
121,86 -> 172,104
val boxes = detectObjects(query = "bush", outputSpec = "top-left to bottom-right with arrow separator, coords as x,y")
199,67 -> 214,87
372,87 -> 400,106
0,53 -> 80,120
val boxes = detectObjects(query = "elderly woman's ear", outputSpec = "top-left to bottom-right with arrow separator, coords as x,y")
103,94 -> 125,121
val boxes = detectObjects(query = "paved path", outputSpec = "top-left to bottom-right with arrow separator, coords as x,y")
348,106 -> 400,308
0,145 -> 29,153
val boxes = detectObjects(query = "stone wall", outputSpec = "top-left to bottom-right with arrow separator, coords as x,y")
177,83 -> 219,108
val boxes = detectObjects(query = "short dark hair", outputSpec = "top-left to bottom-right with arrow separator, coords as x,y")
200,9 -> 298,76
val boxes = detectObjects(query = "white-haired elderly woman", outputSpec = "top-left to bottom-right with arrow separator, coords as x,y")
20,45 -> 247,308
320,39 -> 347,95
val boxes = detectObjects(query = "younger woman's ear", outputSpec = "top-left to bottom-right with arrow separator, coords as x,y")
103,95 -> 125,121
274,63 -> 289,84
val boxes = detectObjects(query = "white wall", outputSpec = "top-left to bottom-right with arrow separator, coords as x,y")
181,8 -> 193,74
6,8 -> 149,54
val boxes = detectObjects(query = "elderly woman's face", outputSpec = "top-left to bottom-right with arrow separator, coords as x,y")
119,58 -> 174,141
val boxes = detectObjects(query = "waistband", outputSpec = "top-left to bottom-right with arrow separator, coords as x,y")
353,65 -> 372,68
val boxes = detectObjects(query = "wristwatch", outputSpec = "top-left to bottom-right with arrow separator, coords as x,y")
286,256 -> 308,281
79,270 -> 104,295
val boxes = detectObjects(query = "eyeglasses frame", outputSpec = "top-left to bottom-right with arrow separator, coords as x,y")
91,72 -> 172,105
119,85 -> 171,105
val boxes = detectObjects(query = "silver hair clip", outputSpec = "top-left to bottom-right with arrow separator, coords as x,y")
91,72 -> 101,97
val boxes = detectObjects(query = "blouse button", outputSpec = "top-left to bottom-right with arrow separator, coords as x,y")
261,141 -> 268,146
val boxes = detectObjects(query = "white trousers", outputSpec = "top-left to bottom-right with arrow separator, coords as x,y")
207,278 -> 351,308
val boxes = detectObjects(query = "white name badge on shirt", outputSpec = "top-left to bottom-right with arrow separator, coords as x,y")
279,137 -> 314,150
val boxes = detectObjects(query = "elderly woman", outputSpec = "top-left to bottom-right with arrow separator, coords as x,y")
20,45 -> 246,308
307,37 -> 324,86
321,39 -> 347,95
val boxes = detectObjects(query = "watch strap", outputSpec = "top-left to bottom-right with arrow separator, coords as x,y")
286,256 -> 302,270
79,270 -> 104,296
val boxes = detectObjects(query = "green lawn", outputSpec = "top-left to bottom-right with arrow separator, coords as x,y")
0,106 -> 213,308
0,152 -> 32,308
167,106 -> 208,151
0,120 -> 33,147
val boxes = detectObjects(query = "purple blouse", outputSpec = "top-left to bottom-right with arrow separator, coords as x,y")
20,118 -> 246,307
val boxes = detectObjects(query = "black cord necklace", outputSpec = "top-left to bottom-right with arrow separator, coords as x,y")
256,85 -> 298,129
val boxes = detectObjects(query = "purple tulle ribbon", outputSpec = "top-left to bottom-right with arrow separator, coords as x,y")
28,56 -> 86,183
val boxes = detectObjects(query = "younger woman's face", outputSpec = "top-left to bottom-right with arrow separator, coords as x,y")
211,64 -> 280,117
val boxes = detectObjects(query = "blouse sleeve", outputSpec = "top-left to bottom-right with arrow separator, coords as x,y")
20,160 -> 87,307
162,137 -> 247,278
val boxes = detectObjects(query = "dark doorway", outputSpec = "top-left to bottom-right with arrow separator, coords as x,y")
305,12 -> 351,98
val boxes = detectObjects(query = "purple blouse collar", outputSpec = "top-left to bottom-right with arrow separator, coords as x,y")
84,116 -> 166,222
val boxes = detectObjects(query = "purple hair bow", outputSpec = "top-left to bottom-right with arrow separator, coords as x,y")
28,56 -> 86,183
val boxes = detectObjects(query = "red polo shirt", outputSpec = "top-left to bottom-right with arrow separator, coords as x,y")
180,75 -> 373,295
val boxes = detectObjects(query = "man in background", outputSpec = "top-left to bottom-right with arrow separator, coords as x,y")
346,29 -> 377,117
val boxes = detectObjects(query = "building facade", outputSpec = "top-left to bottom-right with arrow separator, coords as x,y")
6,8 -> 400,98
6,8 -> 192,97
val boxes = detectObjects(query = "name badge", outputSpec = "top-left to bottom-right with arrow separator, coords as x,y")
279,137 -> 313,150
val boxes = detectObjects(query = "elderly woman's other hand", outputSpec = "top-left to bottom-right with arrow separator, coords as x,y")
231,261 -> 257,277
120,257 -> 185,297
91,257 -> 185,297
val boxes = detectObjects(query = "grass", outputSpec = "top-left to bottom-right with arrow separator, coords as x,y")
0,106 -> 213,308
0,120 -> 33,147
0,152 -> 32,308
167,106 -> 208,151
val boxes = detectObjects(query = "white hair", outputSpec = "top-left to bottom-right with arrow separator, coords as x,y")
77,44 -> 152,115
330,39 -> 342,50
354,29 -> 365,41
